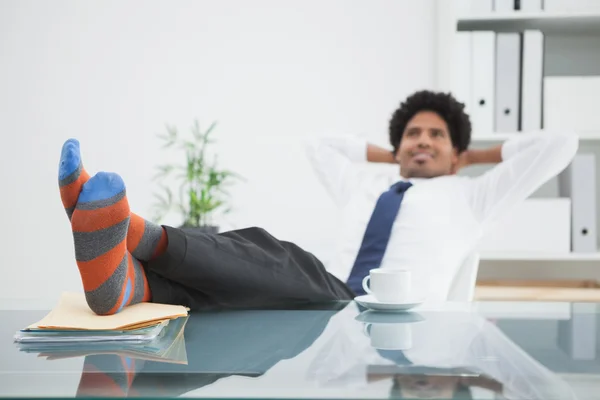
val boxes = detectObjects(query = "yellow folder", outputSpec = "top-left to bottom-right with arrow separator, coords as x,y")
27,292 -> 189,331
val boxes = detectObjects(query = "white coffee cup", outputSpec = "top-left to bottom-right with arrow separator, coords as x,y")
362,268 -> 411,303
363,323 -> 413,350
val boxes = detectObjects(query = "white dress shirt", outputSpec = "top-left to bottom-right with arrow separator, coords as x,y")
306,303 -> 577,400
306,131 -> 579,301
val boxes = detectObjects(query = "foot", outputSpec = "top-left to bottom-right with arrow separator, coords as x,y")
59,139 -> 90,219
58,138 -> 167,261
71,172 -> 151,315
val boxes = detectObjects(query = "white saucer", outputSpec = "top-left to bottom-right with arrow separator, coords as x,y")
355,310 -> 425,324
354,295 -> 424,312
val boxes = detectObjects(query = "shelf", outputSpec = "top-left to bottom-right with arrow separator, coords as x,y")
480,252 -> 600,262
471,132 -> 600,142
457,11 -> 600,34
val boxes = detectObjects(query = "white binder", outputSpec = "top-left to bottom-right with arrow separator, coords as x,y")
544,77 -> 600,133
478,199 -> 571,253
558,154 -> 598,253
470,32 -> 496,136
521,30 -> 543,131
494,32 -> 521,132
520,0 -> 543,11
493,0 -> 515,12
451,32 -> 473,117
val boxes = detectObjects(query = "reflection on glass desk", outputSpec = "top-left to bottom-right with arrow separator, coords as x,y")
1,301 -> 599,399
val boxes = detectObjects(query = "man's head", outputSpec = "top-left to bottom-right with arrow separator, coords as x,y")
391,374 -> 473,399
389,90 -> 471,179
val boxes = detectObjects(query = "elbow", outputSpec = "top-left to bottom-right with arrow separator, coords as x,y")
555,130 -> 579,147
555,131 -> 579,159
544,131 -> 579,170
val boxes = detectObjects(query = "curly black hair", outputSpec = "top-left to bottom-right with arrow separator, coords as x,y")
389,90 -> 472,154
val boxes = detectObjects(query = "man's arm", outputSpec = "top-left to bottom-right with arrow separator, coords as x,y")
466,145 -> 503,165
464,132 -> 579,228
366,144 -> 397,164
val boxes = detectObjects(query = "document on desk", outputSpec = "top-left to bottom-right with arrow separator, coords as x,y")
26,292 -> 189,331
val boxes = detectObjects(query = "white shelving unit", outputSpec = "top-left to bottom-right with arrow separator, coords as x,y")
434,0 -> 600,271
457,11 -> 600,34
472,131 -> 600,143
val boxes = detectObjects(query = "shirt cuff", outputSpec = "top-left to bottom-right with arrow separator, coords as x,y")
343,136 -> 369,162
500,135 -> 522,161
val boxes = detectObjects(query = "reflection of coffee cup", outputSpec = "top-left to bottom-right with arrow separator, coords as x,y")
362,268 -> 411,303
356,311 -> 424,351
363,322 -> 413,350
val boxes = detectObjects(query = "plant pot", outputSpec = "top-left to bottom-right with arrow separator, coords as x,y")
178,225 -> 219,235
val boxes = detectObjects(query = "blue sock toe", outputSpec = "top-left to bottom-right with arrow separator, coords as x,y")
78,172 -> 126,204
59,139 -> 82,181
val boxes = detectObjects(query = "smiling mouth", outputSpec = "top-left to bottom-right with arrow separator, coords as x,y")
411,153 -> 433,163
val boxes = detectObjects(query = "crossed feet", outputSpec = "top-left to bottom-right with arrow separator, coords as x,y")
58,139 -> 168,315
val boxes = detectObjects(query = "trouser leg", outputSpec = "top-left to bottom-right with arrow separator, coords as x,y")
145,226 -> 354,310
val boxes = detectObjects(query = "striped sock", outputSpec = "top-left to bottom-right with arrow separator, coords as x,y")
59,139 -> 167,261
58,139 -> 91,220
76,355 -> 139,397
127,213 -> 168,262
71,172 -> 151,315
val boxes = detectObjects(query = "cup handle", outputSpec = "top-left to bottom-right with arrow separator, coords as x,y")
362,275 -> 372,294
363,323 -> 372,337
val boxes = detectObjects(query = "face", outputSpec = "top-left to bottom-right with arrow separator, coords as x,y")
395,375 -> 460,399
395,111 -> 459,179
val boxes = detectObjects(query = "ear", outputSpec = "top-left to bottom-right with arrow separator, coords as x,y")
452,147 -> 460,163
449,148 -> 460,175
394,148 -> 401,164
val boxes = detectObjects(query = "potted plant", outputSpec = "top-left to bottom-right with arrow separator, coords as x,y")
151,120 -> 240,234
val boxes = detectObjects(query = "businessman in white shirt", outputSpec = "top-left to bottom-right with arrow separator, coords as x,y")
305,90 -> 578,302
307,302 -> 577,400
59,90 -> 578,314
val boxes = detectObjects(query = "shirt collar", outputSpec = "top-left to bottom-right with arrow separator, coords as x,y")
398,176 -> 428,185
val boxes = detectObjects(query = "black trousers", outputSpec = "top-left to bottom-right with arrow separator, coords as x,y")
144,226 -> 355,311
77,305 -> 346,397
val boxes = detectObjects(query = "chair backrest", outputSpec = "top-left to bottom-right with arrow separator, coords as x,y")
447,252 -> 480,301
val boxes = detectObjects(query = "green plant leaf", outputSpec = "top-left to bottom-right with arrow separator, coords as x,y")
152,192 -> 167,207
166,124 -> 178,138
153,118 -> 240,226
204,121 -> 218,138
191,119 -> 203,141
152,165 -> 175,181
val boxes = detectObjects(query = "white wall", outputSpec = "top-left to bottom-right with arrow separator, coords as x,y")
0,0 -> 438,308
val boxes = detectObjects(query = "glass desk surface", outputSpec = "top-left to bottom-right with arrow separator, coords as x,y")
1,300 -> 600,399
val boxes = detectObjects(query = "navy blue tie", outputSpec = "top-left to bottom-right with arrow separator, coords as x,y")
377,349 -> 413,365
346,181 -> 412,295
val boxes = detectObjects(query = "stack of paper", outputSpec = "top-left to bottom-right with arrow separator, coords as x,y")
14,292 -> 189,364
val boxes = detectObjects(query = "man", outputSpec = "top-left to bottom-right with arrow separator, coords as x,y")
58,90 -> 577,315
308,301 -> 576,399
74,304 -> 345,397
59,144 -> 354,316
306,90 -> 578,300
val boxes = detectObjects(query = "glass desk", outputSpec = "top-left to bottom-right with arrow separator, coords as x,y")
1,300 -> 599,399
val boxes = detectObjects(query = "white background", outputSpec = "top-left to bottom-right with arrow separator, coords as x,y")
0,0 -> 439,308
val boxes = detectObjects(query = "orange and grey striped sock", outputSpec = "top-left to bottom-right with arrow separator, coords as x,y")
71,172 -> 151,315
58,139 -> 91,220
127,213 -> 168,261
59,139 -> 167,261
76,355 -> 139,397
